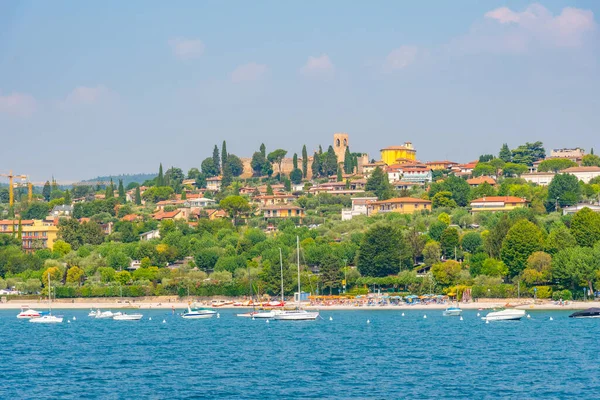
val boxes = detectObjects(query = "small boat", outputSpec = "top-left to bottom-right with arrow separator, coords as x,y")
95,310 -> 116,319
252,310 -> 284,319
443,307 -> 463,317
182,306 -> 216,319
88,309 -> 97,317
236,311 -> 258,318
483,309 -> 526,321
29,315 -> 63,324
211,300 -> 233,308
17,306 -> 41,319
30,272 -> 63,324
113,313 -> 143,321
569,308 -> 600,318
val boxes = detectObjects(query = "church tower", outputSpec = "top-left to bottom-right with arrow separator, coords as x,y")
333,132 -> 349,164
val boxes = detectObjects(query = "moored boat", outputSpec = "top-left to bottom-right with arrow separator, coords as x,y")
29,315 -> 63,324
569,308 -> 600,318
483,309 -> 526,321
273,310 -> 319,321
17,306 -> 41,319
113,313 -> 143,321
95,310 -> 115,319
182,306 -> 215,319
443,307 -> 463,317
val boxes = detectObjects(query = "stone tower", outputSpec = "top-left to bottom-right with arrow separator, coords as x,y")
333,132 -> 349,164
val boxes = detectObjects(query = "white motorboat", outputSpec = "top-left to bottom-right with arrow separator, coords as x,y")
113,313 -> 143,321
29,272 -> 63,324
483,309 -> 526,321
252,309 -> 284,319
273,310 -> 319,321
29,315 -> 64,324
275,237 -> 319,321
88,309 -> 98,317
182,306 -> 216,319
95,310 -> 116,319
17,306 -> 41,319
443,307 -> 463,317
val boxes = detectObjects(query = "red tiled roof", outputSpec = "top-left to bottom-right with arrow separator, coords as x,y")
153,210 -> 181,220
121,214 -> 139,222
371,197 -> 432,205
467,176 -> 496,185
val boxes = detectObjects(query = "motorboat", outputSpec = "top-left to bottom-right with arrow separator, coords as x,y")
88,309 -> 98,317
482,309 -> 526,321
182,306 -> 216,319
443,307 -> 463,317
95,310 -> 116,319
29,314 -> 63,324
273,309 -> 319,321
236,311 -> 258,318
252,309 -> 284,319
113,313 -> 143,321
17,306 -> 41,319
569,308 -> 600,318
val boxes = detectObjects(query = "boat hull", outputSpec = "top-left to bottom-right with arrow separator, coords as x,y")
182,313 -> 213,319
483,310 -> 526,321
113,314 -> 143,321
273,311 -> 319,321
29,316 -> 63,324
569,308 -> 600,318
443,308 -> 463,317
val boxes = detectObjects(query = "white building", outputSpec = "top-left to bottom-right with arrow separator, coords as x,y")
341,197 -> 377,220
562,204 -> 600,215
188,198 -> 216,208
522,172 -> 555,186
206,176 -> 222,191
139,229 -> 161,241
562,166 -> 600,183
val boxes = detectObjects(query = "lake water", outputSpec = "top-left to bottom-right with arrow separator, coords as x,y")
1,308 -> 598,399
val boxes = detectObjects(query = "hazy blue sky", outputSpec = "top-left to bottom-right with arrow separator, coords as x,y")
1,1 -> 599,182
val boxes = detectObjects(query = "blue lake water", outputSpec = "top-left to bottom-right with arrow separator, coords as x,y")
1,308 -> 598,399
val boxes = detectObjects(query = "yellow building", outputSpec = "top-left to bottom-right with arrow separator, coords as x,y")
262,205 -> 305,220
0,219 -> 59,252
367,197 -> 431,215
470,196 -> 528,214
380,142 -> 416,165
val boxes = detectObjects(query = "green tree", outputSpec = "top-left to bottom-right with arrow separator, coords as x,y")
53,240 -> 72,257
544,225 -> 576,254
187,168 -> 201,180
336,165 -> 343,182
365,167 -> 394,200
440,228 -> 460,259
538,158 -> 577,172
422,241 -> 441,266
22,202 -> 50,219
480,258 -> 508,277
221,140 -> 228,171
502,163 -> 529,177
141,186 -> 174,203
344,147 -> 353,174
429,221 -> 448,242
195,248 -> 222,271
547,173 -> 580,210
292,153 -> 298,170
260,143 -> 266,158
406,227 -> 427,264
66,265 -> 85,285
157,163 -> 164,186
461,231 -> 483,254
118,179 -> 126,203
431,260 -> 462,286
290,168 -> 303,184
114,270 -> 132,285
42,181 -> 51,201
582,154 -> 600,167
552,245 -> 600,294
501,219 -> 543,277
570,207 -> 600,247
220,195 -> 251,225
221,163 -> 233,189
489,158 -> 506,177
320,253 -> 342,294
302,145 -> 308,178
432,191 -> 457,208
430,176 -> 470,207
134,186 -> 142,205
212,145 -> 221,175
201,157 -> 220,177
511,141 -> 545,165
357,223 -> 410,277
321,146 -> 338,177
499,143 -> 512,162
251,151 -> 267,177
311,151 -> 321,178
472,163 -> 495,177
267,149 -> 288,175
266,182 -> 274,195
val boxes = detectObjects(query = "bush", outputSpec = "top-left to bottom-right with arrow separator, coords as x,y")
552,289 -> 573,301
472,284 -> 517,298
530,285 -> 552,299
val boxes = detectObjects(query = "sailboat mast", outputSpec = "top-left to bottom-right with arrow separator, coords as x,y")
48,271 -> 51,314
279,248 -> 284,303
297,236 -> 301,306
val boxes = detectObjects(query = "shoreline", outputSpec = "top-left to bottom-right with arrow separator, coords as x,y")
1,298 -> 598,311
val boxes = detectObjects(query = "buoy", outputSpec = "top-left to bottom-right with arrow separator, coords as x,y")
72,316 -> 76,321
527,314 -> 531,319
367,319 -> 370,324
401,313 -> 405,317
460,316 -> 463,321
67,320 -> 71,323
549,317 -> 553,321
423,315 -> 427,319
149,317 -> 152,321
329,316 -> 333,321
266,319 -> 270,324
477,313 -> 480,317
252,317 -> 255,321
217,313 -> 220,319
485,319 -> 489,324
162,319 -> 166,324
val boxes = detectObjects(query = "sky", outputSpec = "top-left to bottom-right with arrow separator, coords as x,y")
1,0 -> 599,182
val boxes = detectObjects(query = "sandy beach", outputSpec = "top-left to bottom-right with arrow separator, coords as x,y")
1,297 -> 598,311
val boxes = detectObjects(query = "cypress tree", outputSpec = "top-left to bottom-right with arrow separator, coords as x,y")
499,144 -> 512,163
221,163 -> 233,189
302,145 -> 308,178
157,163 -> 164,186
311,151 -> 321,178
105,180 -> 113,198
212,145 -> 221,175
266,182 -> 274,195
17,217 -> 22,242
591,148 -> 595,155
221,141 -> 228,171
118,179 -> 126,202
64,189 -> 72,204
42,181 -> 51,202
135,186 -> 141,205
344,147 -> 352,174
337,165 -> 343,182
260,143 -> 266,158
284,177 -> 291,192
293,153 -> 298,170
181,191 -> 187,200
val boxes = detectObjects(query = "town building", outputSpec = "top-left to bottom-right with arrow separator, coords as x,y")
466,176 -> 496,187
562,166 -> 600,184
561,204 -> 600,215
380,142 -> 416,166
470,196 -> 528,213
367,197 -> 431,215
49,205 -> 74,218
362,161 -> 387,176
425,161 -> 458,170
261,205 -> 305,220
551,148 -> 585,159
341,197 -> 377,220
254,194 -> 297,207
522,172 -> 555,186
140,229 -> 161,241
0,219 -> 59,252
333,132 -> 349,163
152,209 -> 188,221
206,176 -> 222,191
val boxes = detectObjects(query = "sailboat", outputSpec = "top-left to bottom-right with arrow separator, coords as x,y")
274,237 -> 319,321
251,248 -> 287,319
30,272 -> 63,324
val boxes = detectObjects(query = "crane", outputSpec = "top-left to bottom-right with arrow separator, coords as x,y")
0,170 -> 32,207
